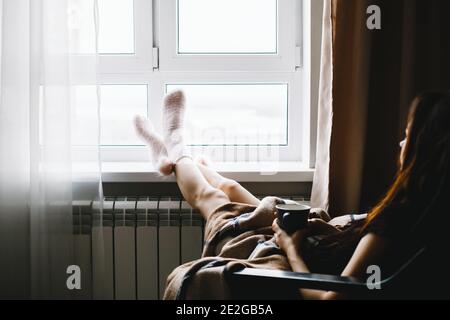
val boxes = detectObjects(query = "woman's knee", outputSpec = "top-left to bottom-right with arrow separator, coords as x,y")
217,179 -> 241,196
194,185 -> 229,204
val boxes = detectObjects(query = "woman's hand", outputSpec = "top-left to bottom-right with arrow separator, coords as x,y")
272,219 -> 309,256
272,218 -> 341,256
308,218 -> 341,235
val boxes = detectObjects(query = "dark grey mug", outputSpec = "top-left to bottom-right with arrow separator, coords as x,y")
276,204 -> 311,234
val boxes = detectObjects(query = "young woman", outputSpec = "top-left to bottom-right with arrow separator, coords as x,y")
135,91 -> 450,300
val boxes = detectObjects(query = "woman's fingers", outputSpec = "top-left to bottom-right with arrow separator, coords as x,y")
310,208 -> 331,222
272,218 -> 280,232
308,218 -> 323,228
308,218 -> 340,235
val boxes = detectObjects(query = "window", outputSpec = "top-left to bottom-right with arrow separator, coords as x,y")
92,0 -> 312,167
160,0 -> 297,71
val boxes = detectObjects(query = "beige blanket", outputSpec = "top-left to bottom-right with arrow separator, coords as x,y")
163,197 -> 292,300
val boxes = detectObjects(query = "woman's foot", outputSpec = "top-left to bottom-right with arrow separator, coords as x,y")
134,116 -> 174,175
162,90 -> 189,162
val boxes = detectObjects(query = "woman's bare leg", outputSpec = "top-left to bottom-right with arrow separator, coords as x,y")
196,161 -> 260,206
174,158 -> 230,220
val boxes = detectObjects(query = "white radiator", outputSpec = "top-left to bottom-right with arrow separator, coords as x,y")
73,196 -> 309,300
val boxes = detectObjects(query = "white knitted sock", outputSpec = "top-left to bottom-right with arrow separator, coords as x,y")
134,116 -> 174,175
162,90 -> 190,161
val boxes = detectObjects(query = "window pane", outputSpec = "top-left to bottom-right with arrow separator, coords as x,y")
71,86 -> 100,146
100,85 -> 147,145
177,0 -> 277,54
98,0 -> 135,54
70,0 -> 135,54
166,84 -> 288,146
72,85 -> 147,146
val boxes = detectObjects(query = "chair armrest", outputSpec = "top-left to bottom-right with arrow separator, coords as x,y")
232,268 -> 368,292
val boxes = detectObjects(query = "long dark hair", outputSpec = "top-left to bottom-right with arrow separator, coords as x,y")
363,92 -> 450,238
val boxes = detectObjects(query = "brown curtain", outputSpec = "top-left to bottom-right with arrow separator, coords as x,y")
312,0 -> 450,216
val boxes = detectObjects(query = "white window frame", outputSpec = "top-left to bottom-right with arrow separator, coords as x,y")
96,0 -> 319,177
158,0 -> 298,72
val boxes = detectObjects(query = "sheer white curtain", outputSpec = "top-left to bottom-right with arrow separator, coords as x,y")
0,0 -> 103,299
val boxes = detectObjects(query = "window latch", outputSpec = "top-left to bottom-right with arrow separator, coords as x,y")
152,47 -> 159,70
295,46 -> 302,69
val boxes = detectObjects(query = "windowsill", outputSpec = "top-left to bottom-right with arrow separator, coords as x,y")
102,162 -> 314,183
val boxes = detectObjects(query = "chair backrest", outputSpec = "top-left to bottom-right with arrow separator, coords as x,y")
387,246 -> 450,299
382,247 -> 426,286
372,246 -> 449,299
229,246 -> 448,299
